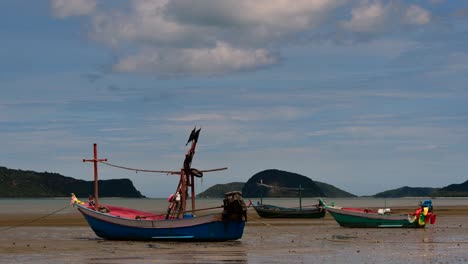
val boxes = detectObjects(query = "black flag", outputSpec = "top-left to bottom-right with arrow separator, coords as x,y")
186,127 -> 196,146
193,128 -> 201,143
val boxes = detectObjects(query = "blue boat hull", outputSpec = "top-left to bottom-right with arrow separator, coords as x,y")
78,205 -> 245,241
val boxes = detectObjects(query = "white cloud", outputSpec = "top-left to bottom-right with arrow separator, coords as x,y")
90,0 -> 203,47
51,0 -> 432,75
87,0 -> 343,75
341,1 -> 430,36
342,2 -> 389,34
165,0 -> 344,36
50,0 -> 96,18
112,42 -> 277,75
404,5 -> 431,25
167,106 -> 304,123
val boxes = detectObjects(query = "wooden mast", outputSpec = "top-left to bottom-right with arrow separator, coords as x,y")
180,128 -> 200,215
83,143 -> 107,209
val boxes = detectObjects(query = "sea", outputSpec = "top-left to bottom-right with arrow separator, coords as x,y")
1,196 -> 468,214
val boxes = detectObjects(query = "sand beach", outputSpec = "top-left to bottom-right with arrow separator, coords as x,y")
0,199 -> 467,264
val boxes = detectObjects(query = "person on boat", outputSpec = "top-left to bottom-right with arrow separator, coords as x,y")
175,191 -> 182,211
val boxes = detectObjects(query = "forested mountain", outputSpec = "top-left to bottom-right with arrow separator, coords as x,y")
372,186 -> 438,198
197,169 -> 356,198
197,182 -> 245,198
431,180 -> 468,197
0,166 -> 144,198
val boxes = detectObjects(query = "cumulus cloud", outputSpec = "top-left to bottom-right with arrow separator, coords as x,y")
50,0 -> 432,76
165,0 -> 343,37
342,1 -> 389,34
50,0 -> 96,18
404,5 -> 431,25
113,42 -> 277,75
91,0 -> 344,47
87,0 -> 345,76
341,1 -> 430,36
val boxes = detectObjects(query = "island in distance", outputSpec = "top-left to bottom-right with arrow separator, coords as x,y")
0,166 -> 144,198
197,169 -> 468,198
1,166 -> 467,198
198,169 -> 356,198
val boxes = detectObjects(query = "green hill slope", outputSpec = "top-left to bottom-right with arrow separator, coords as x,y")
372,186 -> 438,198
431,180 -> 468,197
242,169 -> 324,198
197,170 -> 356,198
197,182 -> 245,198
0,166 -> 145,198
315,181 -> 357,198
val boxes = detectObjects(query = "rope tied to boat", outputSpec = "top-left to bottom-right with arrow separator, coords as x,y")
0,204 -> 72,232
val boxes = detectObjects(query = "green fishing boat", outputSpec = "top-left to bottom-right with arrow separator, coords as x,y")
322,199 -> 436,228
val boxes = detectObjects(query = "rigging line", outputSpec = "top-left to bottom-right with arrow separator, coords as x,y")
257,183 -> 312,191
100,161 -> 228,174
0,204 -> 71,232
99,161 -> 180,174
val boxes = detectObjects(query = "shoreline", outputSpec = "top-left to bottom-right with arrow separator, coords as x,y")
1,205 -> 467,227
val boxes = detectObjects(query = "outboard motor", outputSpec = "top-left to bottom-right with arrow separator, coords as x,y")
222,191 -> 247,222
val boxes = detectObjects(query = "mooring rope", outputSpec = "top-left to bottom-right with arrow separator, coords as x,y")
0,204 -> 71,232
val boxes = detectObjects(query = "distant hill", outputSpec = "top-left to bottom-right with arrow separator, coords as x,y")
197,182 -> 245,198
0,166 -> 145,198
315,181 -> 357,198
197,170 -> 356,198
431,180 -> 468,197
242,169 -> 324,198
372,186 -> 439,198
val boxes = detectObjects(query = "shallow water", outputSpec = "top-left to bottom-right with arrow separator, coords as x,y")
1,197 -> 467,214
1,217 -> 467,264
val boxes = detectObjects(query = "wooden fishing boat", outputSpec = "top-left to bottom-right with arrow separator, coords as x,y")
322,199 -> 436,228
252,202 -> 325,218
72,128 -> 247,241
251,182 -> 326,218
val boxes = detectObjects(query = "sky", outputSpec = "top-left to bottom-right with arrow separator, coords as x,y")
1,0 -> 467,198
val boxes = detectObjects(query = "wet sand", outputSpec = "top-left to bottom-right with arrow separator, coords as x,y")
0,206 -> 467,263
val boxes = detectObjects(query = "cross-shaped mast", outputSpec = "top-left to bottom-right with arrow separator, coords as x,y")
83,143 -> 107,209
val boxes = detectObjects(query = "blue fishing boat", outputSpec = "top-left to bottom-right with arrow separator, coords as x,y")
72,128 -> 247,241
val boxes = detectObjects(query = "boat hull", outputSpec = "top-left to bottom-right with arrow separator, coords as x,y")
77,204 -> 245,241
326,207 -> 421,228
253,204 -> 326,219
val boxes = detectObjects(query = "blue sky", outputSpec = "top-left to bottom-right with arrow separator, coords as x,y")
1,0 -> 467,198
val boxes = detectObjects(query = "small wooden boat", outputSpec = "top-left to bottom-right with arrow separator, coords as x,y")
252,202 -> 325,218
72,128 -> 247,241
322,199 -> 436,228
251,182 -> 326,218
